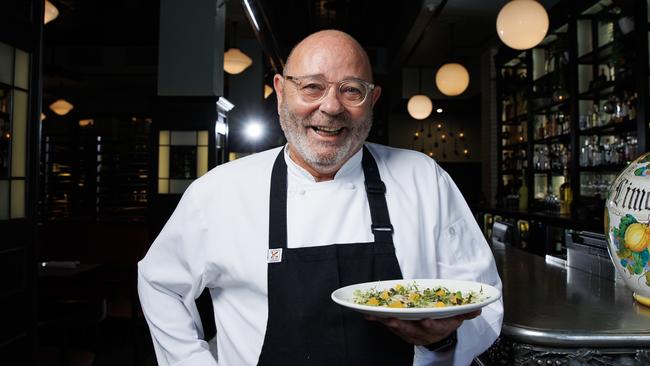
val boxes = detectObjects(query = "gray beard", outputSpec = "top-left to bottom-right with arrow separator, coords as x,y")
279,101 -> 373,172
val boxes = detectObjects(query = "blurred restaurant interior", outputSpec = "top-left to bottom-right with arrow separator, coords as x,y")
3,0 -> 650,364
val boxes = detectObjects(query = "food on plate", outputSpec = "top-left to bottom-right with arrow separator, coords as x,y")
353,282 -> 482,308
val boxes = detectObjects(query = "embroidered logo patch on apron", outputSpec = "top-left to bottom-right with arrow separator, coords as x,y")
267,248 -> 282,263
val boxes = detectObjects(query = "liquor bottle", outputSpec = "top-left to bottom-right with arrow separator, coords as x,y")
519,173 -> 528,211
559,168 -> 573,216
608,63 -> 615,81
628,92 -> 637,121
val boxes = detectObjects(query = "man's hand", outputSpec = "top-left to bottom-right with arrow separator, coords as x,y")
365,310 -> 481,345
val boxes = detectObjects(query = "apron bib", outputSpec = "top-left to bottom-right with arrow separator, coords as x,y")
257,146 -> 414,365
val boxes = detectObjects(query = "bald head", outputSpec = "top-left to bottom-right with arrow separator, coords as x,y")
272,29 -> 381,181
284,30 -> 373,82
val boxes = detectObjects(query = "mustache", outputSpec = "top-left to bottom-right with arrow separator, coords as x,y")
299,112 -> 351,127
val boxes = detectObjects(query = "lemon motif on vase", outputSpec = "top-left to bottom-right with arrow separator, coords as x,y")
625,223 -> 650,252
605,152 -> 650,307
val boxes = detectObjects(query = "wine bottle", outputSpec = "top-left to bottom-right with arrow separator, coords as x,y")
518,173 -> 529,211
559,168 -> 573,216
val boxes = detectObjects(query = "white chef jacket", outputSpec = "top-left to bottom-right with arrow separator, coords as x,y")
138,143 -> 504,366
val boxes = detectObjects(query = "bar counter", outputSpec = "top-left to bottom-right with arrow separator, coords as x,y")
484,245 -> 650,364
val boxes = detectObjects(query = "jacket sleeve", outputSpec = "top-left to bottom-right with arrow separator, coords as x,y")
416,168 -> 504,366
137,184 -> 218,366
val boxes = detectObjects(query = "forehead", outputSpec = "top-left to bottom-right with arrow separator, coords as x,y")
286,35 -> 372,81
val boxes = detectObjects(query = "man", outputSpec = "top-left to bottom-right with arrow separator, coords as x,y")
138,30 -> 503,366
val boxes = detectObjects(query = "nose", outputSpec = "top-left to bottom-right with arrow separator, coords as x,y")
318,85 -> 345,116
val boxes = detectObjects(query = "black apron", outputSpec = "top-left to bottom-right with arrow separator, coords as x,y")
257,146 -> 414,365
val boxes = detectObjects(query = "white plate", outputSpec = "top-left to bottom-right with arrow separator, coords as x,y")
331,279 -> 501,320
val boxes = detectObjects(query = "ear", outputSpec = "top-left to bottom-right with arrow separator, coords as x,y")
273,74 -> 284,115
370,85 -> 381,107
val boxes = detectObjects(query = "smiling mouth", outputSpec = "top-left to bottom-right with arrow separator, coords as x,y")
310,126 -> 345,136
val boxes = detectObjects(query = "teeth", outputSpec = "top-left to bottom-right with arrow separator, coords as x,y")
314,126 -> 342,132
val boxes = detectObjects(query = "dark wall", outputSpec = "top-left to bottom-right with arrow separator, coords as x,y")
439,162 -> 483,208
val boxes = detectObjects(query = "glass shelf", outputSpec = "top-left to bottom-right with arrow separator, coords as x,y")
533,134 -> 570,145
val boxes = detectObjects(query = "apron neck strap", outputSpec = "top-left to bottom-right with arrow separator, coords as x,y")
269,147 -> 289,250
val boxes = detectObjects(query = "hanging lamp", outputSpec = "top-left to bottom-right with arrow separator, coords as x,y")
496,0 -> 549,50
436,63 -> 470,96
264,84 -> 273,99
44,0 -> 59,24
436,23 -> 470,96
49,99 -> 74,115
224,22 -> 253,75
407,68 -> 433,120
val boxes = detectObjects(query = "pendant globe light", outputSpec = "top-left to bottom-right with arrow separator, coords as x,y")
436,63 -> 469,96
49,99 -> 74,116
435,23 -> 470,96
407,95 -> 433,120
264,84 -> 273,99
496,0 -> 549,50
407,68 -> 433,120
44,0 -> 59,25
224,22 -> 253,75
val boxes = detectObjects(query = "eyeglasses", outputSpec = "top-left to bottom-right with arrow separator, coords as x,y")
284,75 -> 375,107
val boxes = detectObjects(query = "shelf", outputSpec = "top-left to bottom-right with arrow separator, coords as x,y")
579,164 -> 628,173
532,99 -> 569,113
533,134 -> 570,144
533,168 -> 564,175
577,33 -> 634,65
502,56 -> 528,68
578,121 -> 636,135
502,142 -> 528,150
501,169 -> 523,176
579,82 -> 616,99
532,71 -> 554,84
502,114 -> 528,125
578,43 -> 614,64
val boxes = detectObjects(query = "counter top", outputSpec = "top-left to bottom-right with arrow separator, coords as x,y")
494,246 -> 650,347
477,206 -> 603,232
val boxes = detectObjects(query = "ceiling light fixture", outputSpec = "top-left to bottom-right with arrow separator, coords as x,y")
435,23 -> 469,96
436,63 -> 470,96
49,99 -> 74,115
496,0 -> 549,50
44,0 -> 59,24
407,95 -> 433,120
224,22 -> 253,75
264,84 -> 273,99
407,68 -> 433,120
224,48 -> 253,74
78,119 -> 94,127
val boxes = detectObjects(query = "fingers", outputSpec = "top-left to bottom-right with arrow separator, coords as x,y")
365,310 -> 482,346
455,309 -> 482,320
369,317 -> 461,345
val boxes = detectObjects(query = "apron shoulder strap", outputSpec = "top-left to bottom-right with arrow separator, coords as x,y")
362,145 -> 394,244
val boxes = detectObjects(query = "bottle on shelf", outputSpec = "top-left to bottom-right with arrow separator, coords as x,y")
607,62 -> 615,82
590,104 -> 600,128
518,173 -> 529,211
559,168 -> 573,216
628,92 -> 637,121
